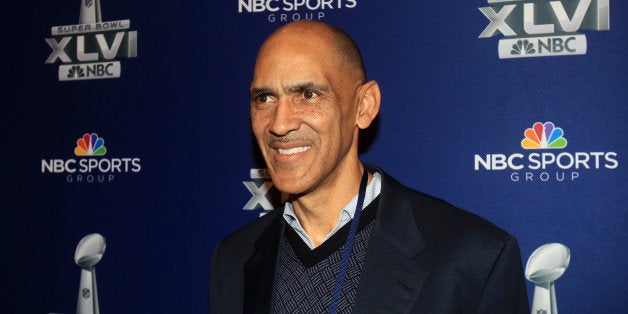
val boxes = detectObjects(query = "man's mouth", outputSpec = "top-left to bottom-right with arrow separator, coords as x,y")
277,146 -> 311,155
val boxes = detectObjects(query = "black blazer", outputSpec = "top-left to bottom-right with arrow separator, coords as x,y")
210,164 -> 529,313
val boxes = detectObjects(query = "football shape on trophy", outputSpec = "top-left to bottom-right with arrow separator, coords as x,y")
525,243 -> 570,314
75,233 -> 106,314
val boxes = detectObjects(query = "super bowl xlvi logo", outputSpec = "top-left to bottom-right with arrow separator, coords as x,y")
238,0 -> 358,23
41,133 -> 141,183
478,0 -> 610,59
474,122 -> 619,182
45,0 -> 138,81
243,168 -> 285,216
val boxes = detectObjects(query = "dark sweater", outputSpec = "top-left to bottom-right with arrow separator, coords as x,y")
272,197 -> 379,313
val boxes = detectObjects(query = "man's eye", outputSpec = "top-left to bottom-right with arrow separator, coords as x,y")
257,94 -> 272,103
303,90 -> 318,99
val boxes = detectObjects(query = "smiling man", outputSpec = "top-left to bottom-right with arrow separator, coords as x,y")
210,21 -> 529,313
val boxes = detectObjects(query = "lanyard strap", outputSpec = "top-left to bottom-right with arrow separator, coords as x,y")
329,169 -> 369,314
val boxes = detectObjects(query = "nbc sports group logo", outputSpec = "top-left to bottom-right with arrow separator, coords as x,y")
242,168 -> 285,216
41,133 -> 141,183
478,0 -> 610,59
238,0 -> 358,23
45,0 -> 138,81
474,122 -> 618,182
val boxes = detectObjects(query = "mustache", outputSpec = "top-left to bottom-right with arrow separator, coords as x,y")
267,137 -> 311,145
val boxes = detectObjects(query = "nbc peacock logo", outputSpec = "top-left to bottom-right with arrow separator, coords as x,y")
474,120 -> 618,183
521,122 -> 567,150
41,132 -> 141,183
74,133 -> 107,156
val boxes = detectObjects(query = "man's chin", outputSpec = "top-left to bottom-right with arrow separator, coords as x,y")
271,175 -> 311,196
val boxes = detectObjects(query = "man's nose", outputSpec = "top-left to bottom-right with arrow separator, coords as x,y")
269,98 -> 299,136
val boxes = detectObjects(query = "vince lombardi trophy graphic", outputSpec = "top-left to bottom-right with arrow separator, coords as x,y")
525,243 -> 570,314
79,0 -> 102,24
75,233 -> 106,314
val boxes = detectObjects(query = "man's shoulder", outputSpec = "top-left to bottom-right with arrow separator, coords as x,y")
399,186 -> 514,253
369,164 -> 513,243
211,209 -> 283,272
217,209 -> 283,249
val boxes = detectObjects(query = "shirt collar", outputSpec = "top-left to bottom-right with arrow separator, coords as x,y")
282,172 -> 382,249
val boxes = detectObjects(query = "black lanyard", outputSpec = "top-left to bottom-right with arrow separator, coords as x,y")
328,170 -> 369,314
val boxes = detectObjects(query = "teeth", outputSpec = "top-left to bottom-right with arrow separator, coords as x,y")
278,146 -> 311,155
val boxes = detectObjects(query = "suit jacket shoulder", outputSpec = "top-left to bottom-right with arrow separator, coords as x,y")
407,186 -> 512,256
355,164 -> 529,313
210,210 -> 283,313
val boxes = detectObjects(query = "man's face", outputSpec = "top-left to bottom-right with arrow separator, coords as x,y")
250,29 -> 361,196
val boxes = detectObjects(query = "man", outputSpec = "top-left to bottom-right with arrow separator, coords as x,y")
210,20 -> 529,313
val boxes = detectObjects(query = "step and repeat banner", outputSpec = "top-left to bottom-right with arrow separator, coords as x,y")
5,0 -> 626,313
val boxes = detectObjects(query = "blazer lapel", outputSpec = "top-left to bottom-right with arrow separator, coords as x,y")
354,165 -> 430,313
243,213 -> 284,313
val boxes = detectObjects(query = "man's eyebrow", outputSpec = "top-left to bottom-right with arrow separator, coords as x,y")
249,87 -> 274,99
285,82 -> 329,94
250,82 -> 330,99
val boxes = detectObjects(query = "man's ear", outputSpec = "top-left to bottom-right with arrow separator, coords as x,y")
356,80 -> 381,129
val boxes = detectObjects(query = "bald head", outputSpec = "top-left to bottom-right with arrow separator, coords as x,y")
256,21 -> 366,84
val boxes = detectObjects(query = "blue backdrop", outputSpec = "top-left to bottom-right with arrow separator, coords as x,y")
5,0 -> 626,313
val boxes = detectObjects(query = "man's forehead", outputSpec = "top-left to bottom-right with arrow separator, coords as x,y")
258,41 -> 332,65
252,52 -> 333,88
250,22 -> 356,92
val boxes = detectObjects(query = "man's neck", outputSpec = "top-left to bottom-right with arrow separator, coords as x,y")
289,167 -> 372,247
